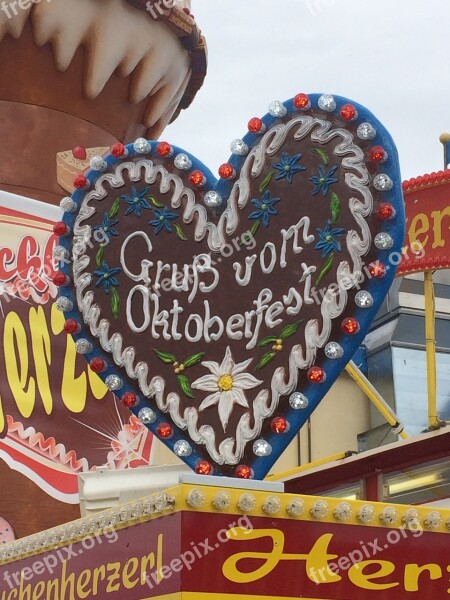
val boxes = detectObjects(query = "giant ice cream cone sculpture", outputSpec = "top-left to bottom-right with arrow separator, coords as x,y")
0,0 -> 206,203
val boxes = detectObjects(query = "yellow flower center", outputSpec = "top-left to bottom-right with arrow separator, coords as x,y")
218,374 -> 233,391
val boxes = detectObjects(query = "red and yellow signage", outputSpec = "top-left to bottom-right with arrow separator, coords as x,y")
0,192 -> 153,503
398,173 -> 450,275
1,484 -> 449,600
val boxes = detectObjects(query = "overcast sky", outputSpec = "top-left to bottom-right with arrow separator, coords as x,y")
166,0 -> 450,181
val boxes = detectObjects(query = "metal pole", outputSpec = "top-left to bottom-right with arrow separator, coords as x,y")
266,450 -> 354,481
345,361 -> 408,439
439,132 -> 450,168
424,133 -> 450,429
424,270 -> 439,429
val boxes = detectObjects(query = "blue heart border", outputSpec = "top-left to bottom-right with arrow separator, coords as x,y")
56,94 -> 405,480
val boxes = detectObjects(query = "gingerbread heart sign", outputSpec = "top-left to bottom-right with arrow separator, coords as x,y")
54,94 -> 405,479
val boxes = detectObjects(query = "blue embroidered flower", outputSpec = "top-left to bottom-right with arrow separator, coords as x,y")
248,190 -> 281,228
314,220 -> 346,257
92,213 -> 119,242
149,207 -> 179,234
94,262 -> 121,294
122,186 -> 152,217
309,165 -> 339,196
273,152 -> 306,184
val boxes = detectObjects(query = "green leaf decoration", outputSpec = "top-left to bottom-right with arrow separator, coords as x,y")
259,171 -> 274,194
316,253 -> 334,286
257,336 -> 278,347
109,197 -> 121,219
111,287 -> 120,320
250,219 -> 261,238
95,245 -> 105,268
280,319 -> 304,341
183,352 -> 206,368
311,148 -> 329,165
330,193 -> 341,224
177,374 -> 195,398
153,349 -> 177,364
174,223 -> 187,241
256,352 -> 277,370
149,195 -> 164,208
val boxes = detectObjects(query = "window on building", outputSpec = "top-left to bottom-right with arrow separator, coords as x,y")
319,482 -> 362,501
383,458 -> 450,505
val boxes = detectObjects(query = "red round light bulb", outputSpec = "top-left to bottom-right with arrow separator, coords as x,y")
156,141 -> 173,157
307,366 -> 326,383
341,317 -> 360,335
235,465 -> 253,479
53,271 -> 69,287
369,146 -> 387,163
89,357 -> 106,373
121,392 -> 139,408
53,221 -> 69,237
271,416 -> 288,434
368,261 -> 386,279
74,175 -> 88,190
195,460 -> 213,475
294,93 -> 310,110
340,104 -> 357,121
111,143 -> 126,158
63,319 -> 79,334
248,117 -> 265,133
376,202 -> 396,220
189,170 -> 205,187
218,163 -> 235,180
156,422 -> 173,439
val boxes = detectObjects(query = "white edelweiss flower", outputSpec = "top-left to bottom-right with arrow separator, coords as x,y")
192,346 -> 262,432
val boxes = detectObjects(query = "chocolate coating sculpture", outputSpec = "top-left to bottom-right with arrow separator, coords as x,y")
0,0 -> 206,203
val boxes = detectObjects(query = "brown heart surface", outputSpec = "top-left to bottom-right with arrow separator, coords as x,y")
55,94 -> 405,479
